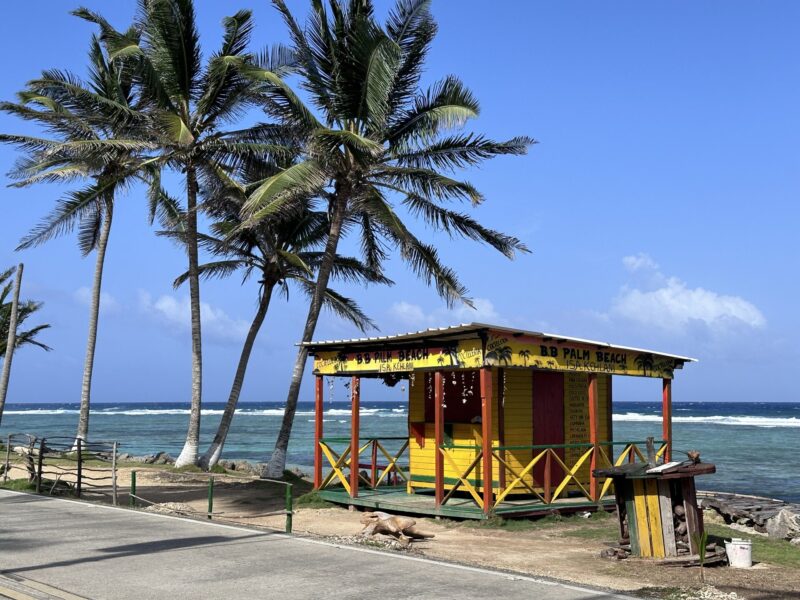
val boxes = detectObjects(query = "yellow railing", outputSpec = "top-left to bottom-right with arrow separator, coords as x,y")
318,437 -> 409,493
438,440 -> 667,510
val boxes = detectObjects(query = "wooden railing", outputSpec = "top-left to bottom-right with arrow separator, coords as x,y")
438,440 -> 667,510
318,436 -> 409,493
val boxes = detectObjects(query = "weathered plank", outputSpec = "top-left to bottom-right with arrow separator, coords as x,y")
633,479 -> 652,557
645,479 -> 665,558
658,480 -> 677,557
682,478 -> 700,553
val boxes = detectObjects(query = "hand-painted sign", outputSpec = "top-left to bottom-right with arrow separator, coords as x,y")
483,333 -> 677,379
313,340 -> 484,375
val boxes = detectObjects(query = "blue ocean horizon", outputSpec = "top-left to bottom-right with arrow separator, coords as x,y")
3,401 -> 799,502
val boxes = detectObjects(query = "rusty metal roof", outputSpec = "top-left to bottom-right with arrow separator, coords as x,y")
301,322 -> 697,362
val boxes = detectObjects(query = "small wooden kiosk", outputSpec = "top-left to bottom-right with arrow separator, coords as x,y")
307,323 -> 695,519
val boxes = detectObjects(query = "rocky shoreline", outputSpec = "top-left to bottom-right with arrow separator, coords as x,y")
117,452 -> 289,477
699,490 -> 800,545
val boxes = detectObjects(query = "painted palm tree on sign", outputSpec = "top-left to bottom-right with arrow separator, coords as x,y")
486,345 -> 513,366
79,3 -> 293,466
246,0 -> 535,477
0,32 -> 156,443
634,353 -> 655,377
165,163 -> 389,469
519,349 -> 531,366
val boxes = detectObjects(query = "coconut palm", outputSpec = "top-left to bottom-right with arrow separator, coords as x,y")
0,264 -> 51,425
0,266 -> 52,358
77,2 -> 292,466
246,0 -> 535,476
0,32 -> 158,442
167,163 -> 390,469
519,349 -> 531,366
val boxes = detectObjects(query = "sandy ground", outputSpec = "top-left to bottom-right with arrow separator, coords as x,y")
5,462 -> 800,599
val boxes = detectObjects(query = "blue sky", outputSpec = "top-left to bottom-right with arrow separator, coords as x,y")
1,1 -> 798,405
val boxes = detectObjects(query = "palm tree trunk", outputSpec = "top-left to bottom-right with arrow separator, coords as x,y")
199,283 -> 274,470
175,165 -> 204,468
0,263 -> 24,426
263,195 -> 348,478
75,201 -> 113,444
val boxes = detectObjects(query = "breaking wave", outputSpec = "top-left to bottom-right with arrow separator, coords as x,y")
613,412 -> 800,428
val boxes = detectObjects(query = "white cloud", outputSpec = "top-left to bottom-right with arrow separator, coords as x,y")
389,297 -> 506,328
73,287 -> 120,314
622,253 -> 659,273
611,258 -> 765,333
138,291 -> 250,344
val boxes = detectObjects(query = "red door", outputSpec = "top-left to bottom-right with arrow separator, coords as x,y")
532,371 -> 565,486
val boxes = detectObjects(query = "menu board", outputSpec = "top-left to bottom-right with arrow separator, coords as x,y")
563,373 -> 591,482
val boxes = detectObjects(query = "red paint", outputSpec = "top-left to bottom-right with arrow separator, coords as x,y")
531,371 -> 565,485
410,422 -> 425,449
434,371 -> 444,507
662,378 -> 672,462
588,373 -> 599,501
480,368 -> 493,514
424,370 -> 480,423
497,369 -> 506,490
350,376 -> 360,499
313,376 -> 324,489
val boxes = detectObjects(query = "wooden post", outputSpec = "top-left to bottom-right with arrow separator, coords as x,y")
313,375 -> 324,489
434,371 -> 444,507
662,378 -> 672,463
350,376 -> 360,499
497,369 -> 506,490
588,373 -> 599,501
480,367 -> 493,514
544,450 -> 552,504
370,439 -> 378,488
76,438 -> 83,499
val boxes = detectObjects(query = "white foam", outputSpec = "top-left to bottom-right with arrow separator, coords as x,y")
614,412 -> 800,428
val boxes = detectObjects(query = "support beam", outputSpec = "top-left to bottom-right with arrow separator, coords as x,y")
662,378 -> 672,462
313,375 -> 324,489
480,367 -> 493,514
350,376 -> 360,499
434,372 -> 444,507
498,369 -> 506,490
588,373 -> 599,501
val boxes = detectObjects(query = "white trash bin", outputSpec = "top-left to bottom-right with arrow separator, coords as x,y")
725,538 -> 752,568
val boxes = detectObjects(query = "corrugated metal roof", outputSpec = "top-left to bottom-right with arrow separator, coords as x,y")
302,322 -> 697,362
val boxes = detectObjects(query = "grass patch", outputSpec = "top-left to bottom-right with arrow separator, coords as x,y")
706,523 -> 800,568
0,478 -> 37,492
175,464 -> 204,473
295,490 -> 334,509
208,464 -> 228,474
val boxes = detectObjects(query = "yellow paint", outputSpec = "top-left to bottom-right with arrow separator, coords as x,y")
633,480 -> 653,557
483,332 -> 678,378
563,373 -> 612,488
314,339 -> 483,375
645,479 -> 666,558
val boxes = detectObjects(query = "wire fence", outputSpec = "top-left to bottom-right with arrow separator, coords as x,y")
2,433 -> 294,534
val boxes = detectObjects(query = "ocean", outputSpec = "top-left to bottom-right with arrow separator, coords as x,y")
2,401 -> 798,502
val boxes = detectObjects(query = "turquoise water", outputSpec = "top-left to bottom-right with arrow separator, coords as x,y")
2,401 -> 798,502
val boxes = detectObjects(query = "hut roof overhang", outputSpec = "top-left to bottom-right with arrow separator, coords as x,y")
304,323 -> 695,379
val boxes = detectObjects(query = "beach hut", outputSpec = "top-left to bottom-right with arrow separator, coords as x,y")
306,323 -> 695,519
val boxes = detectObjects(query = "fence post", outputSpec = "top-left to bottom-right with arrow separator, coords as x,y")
207,476 -> 214,520
36,438 -> 45,493
3,434 -> 10,482
130,470 -> 137,507
111,442 -> 118,506
285,483 -> 293,534
76,438 -> 83,499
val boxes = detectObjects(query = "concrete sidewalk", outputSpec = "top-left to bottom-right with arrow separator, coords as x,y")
0,490 -> 632,600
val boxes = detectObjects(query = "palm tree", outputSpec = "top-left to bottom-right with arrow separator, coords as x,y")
168,164 -> 389,469
78,2 -> 289,466
0,33 -> 152,442
0,264 -> 51,425
519,349 -> 531,366
248,0 -> 535,477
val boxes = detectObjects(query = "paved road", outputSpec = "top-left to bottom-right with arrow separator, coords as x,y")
0,490 -> 633,600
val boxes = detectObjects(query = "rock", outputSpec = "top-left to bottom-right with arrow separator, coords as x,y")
154,452 -> 174,465
765,508 -> 800,542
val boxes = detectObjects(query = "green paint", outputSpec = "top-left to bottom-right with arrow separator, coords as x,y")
285,483 -> 293,534
207,477 -> 214,520
130,470 -> 136,507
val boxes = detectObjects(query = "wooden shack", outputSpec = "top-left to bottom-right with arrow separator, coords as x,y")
307,323 -> 695,519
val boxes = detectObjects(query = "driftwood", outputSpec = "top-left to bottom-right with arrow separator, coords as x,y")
360,511 -> 435,543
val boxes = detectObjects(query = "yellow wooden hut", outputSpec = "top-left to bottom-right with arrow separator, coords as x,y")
307,323 -> 694,519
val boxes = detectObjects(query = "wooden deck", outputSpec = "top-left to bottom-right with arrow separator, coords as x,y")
317,485 -> 616,520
